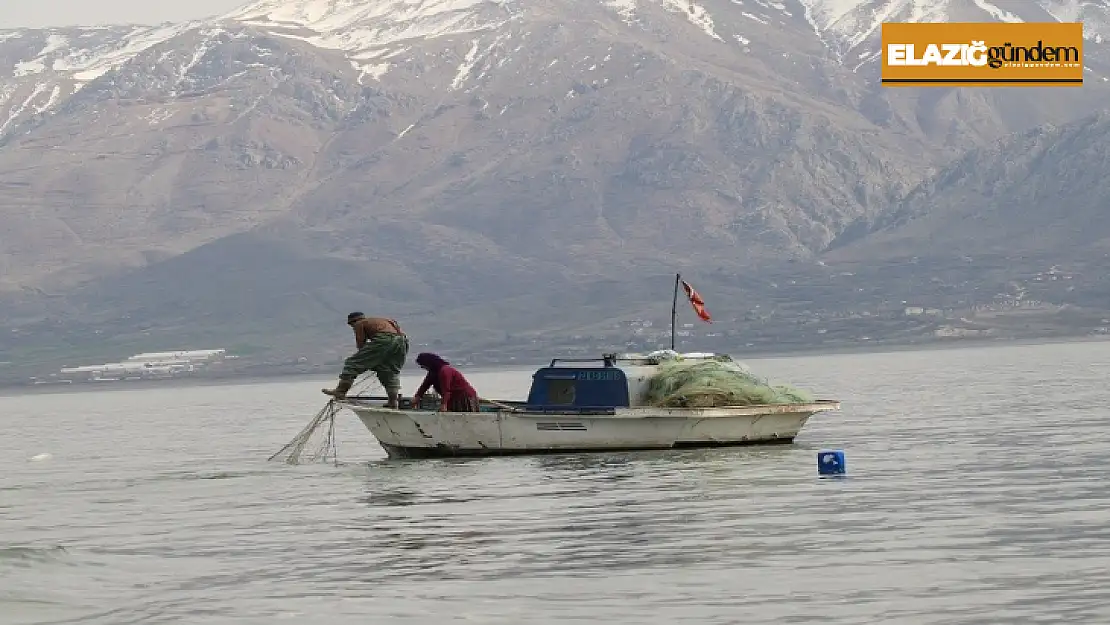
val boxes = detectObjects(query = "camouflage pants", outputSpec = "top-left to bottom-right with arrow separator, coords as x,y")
340,333 -> 409,392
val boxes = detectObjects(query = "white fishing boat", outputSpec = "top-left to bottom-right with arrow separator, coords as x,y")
337,351 -> 840,459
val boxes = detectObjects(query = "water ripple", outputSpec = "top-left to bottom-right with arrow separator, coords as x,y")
4,342 -> 1110,623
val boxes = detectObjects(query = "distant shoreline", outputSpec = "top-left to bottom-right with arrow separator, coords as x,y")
4,333 -> 1109,398
734,333 -> 1110,361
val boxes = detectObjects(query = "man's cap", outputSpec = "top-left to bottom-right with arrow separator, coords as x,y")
347,312 -> 365,323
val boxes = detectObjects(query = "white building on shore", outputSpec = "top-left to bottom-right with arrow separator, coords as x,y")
126,349 -> 227,364
46,349 -> 230,382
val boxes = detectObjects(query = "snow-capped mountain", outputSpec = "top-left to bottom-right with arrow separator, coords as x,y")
2,0 -> 1108,137
2,0 -> 1110,353
223,0 -> 524,85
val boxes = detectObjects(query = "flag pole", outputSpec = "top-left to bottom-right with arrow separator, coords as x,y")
670,272 -> 680,351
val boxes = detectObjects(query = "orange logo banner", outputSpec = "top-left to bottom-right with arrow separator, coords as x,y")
881,22 -> 1084,87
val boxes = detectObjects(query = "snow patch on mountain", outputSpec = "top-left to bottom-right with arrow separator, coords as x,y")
224,0 -> 523,79
222,0 -> 732,78
606,0 -> 639,22
800,0 -> 959,45
1043,0 -> 1110,42
604,0 -> 730,39
0,24 -> 245,139
971,0 -> 1022,22
659,0 -> 724,40
3,23 -> 200,83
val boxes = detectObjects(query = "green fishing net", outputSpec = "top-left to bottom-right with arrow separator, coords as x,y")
640,356 -> 814,408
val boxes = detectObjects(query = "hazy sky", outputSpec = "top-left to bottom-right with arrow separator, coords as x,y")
0,0 -> 244,28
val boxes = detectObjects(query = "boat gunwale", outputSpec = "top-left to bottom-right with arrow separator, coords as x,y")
341,396 -> 841,417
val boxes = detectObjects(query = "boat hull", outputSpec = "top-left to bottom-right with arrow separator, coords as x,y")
342,400 -> 839,459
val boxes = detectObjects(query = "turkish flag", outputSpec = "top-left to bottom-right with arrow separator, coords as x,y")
681,280 -> 712,323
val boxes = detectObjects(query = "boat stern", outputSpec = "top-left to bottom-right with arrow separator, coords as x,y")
669,400 -> 839,446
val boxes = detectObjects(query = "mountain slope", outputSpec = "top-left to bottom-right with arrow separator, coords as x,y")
0,0 -> 931,295
0,1 -> 927,324
0,26 -> 361,292
824,109 -> 1110,264
1,0 -> 1110,366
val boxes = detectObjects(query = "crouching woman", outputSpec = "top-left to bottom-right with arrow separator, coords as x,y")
412,352 -> 480,412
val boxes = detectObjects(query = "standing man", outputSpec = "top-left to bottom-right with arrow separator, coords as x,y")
322,312 -> 410,407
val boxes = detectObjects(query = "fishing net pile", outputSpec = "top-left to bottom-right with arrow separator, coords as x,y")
639,355 -> 814,408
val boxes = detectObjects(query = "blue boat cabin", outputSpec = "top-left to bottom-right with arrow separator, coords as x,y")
524,354 -> 629,414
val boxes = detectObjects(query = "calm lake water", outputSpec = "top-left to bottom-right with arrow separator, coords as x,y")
3,342 -> 1110,624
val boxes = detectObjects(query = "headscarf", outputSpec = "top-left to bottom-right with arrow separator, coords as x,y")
416,352 -> 451,394
416,352 -> 449,371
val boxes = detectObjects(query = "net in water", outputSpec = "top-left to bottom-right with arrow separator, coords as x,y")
267,375 -> 383,465
640,356 -> 814,408
268,400 -> 341,465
